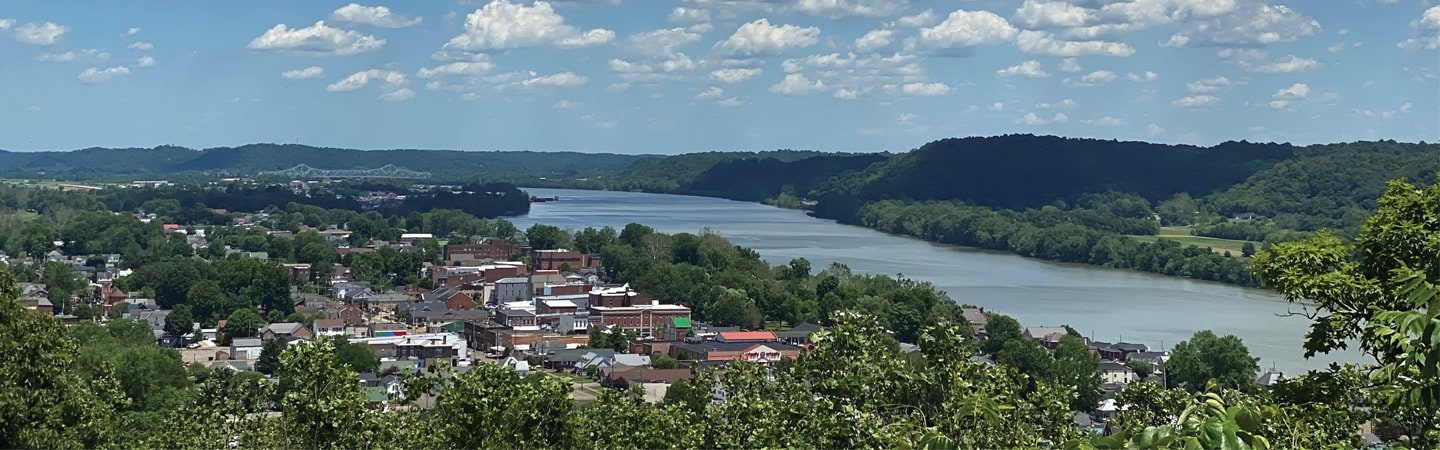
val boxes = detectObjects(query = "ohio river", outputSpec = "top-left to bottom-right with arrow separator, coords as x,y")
512,188 -> 1363,373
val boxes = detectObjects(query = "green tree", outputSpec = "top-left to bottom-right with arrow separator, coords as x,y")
982,312 -> 1023,355
255,338 -> 286,375
525,224 -> 571,250
1165,330 -> 1259,392
430,362 -> 575,448
1053,334 -> 1103,411
652,354 -> 679,369
334,337 -> 380,374
1241,241 -> 1256,257
1128,360 -> 1155,379
273,339 -> 373,449
997,338 -> 1053,379
163,304 -> 194,345
224,308 -> 263,344
0,271 -> 126,448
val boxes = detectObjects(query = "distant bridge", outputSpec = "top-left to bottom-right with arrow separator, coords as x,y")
257,164 -> 432,180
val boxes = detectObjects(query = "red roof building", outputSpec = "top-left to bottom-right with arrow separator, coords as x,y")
715,331 -> 777,343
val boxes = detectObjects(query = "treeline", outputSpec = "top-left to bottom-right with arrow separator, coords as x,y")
858,200 -> 1259,286
99,182 -> 529,222
0,143 -> 650,183
556,223 -> 965,342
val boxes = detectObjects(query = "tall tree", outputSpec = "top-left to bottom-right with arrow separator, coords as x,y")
982,312 -> 1023,355
255,338 -> 286,375
1052,334 -> 1103,411
224,308 -> 263,344
163,304 -> 194,345
525,224 -> 571,251
1165,330 -> 1259,392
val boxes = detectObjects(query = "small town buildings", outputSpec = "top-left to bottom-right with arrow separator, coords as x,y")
1099,360 -> 1138,385
494,277 -> 533,303
532,249 -> 591,271
230,338 -> 264,360
669,341 -> 803,364
261,322 -> 313,341
313,319 -> 346,337
1025,326 -> 1070,348
776,323 -> 823,345
961,307 -> 988,336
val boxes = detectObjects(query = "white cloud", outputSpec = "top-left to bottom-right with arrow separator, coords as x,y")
1015,30 -> 1134,57
897,112 -> 917,125
919,10 -> 1017,51
330,3 -> 423,28
833,88 -> 858,100
0,19 -> 12,31
248,21 -> 385,56
668,7 -> 711,22
281,66 -> 326,80
553,99 -> 580,109
15,21 -> 69,46
1035,98 -> 1077,109
795,0 -> 906,18
710,67 -> 762,83
327,69 -> 407,92
899,82 -> 951,96
1147,123 -> 1165,136
417,59 -> 496,78
377,87 -> 416,102
1125,71 -> 1157,82
1173,94 -> 1219,108
1058,57 -> 1082,73
1064,69 -> 1117,87
1186,76 -> 1232,93
989,102 -> 1005,111
443,0 -> 614,53
1016,111 -> 1067,125
716,97 -> 747,107
1242,55 -> 1319,73
78,66 -> 130,83
996,60 -> 1050,78
606,82 -> 630,92
1160,2 -> 1320,48
1354,102 -> 1414,119
1013,0 -> 1093,29
1398,6 -> 1440,51
713,19 -> 820,57
695,86 -> 725,100
770,73 -> 827,94
126,27 -> 141,36
518,71 -> 588,88
36,48 -> 109,62
854,29 -> 895,53
1082,116 -> 1124,126
895,9 -> 938,28
135,56 -> 155,68
126,41 -> 154,51
1272,82 -> 1310,100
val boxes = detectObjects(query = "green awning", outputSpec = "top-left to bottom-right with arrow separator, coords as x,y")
672,317 -> 692,328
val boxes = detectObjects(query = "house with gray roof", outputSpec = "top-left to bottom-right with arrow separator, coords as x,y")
261,322 -> 313,341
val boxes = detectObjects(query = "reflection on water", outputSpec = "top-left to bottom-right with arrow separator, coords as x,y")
511,188 -> 1363,373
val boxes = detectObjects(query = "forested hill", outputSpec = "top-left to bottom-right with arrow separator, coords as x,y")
0,144 -> 653,182
814,135 -> 1294,214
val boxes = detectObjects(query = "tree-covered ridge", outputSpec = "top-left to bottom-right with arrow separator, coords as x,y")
608,149 -> 879,196
0,143 -> 653,182
1207,140 -> 1440,234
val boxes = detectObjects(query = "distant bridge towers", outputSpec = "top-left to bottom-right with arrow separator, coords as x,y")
256,164 -> 432,180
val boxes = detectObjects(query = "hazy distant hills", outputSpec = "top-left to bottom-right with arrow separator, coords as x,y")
0,143 -> 654,181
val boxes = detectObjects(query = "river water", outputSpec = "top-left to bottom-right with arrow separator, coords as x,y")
512,188 -> 1363,373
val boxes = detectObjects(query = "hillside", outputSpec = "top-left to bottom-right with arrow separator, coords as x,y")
0,144 -> 653,182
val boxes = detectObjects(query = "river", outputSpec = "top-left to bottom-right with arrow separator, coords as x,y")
511,188 -> 1363,374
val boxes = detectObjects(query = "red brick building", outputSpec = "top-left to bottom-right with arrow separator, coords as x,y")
443,240 -> 520,265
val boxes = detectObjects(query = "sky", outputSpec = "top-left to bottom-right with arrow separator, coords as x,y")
0,0 -> 1436,154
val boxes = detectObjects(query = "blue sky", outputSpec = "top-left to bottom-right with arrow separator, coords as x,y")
0,0 -> 1435,154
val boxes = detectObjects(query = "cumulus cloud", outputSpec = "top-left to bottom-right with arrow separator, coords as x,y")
854,29 -> 895,53
1242,55 -> 1319,73
484,71 -> 589,89
417,60 -> 496,78
1148,123 -> 1165,136
1186,76 -> 1232,93
1173,94 -> 1219,108
1126,71 -> 1157,82
898,82 -> 952,96
1015,30 -> 1133,57
443,0 -> 614,53
919,10 -> 1017,52
1064,69 -> 1117,86
1398,6 -> 1440,51
126,27 -> 141,36
716,97 -> 747,107
1035,98 -> 1077,109
713,19 -> 820,57
1016,112 -> 1068,125
668,7 -> 711,22
627,27 -> 703,59
1058,57 -> 1082,73
15,21 -> 69,46
36,48 -> 109,62
996,60 -> 1050,78
377,88 -> 416,102
135,56 -> 155,68
710,67 -> 762,83
328,69 -> 408,92
1161,2 -> 1320,48
248,21 -> 385,56
770,73 -> 827,94
833,88 -> 858,99
0,19 -> 12,31
1268,82 -> 1309,109
281,66 -> 326,79
1082,116 -> 1125,126
126,41 -> 154,51
695,86 -> 725,100
795,0 -> 906,18
78,66 -> 130,83
329,3 -> 422,28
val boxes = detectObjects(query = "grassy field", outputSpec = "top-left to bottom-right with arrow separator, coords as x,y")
1127,227 -> 1257,255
